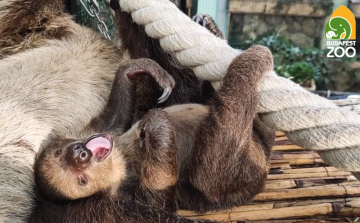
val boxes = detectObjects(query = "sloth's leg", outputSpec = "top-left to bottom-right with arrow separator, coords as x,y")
192,14 -> 224,102
100,59 -> 175,132
135,109 -> 177,211
179,45 -> 274,211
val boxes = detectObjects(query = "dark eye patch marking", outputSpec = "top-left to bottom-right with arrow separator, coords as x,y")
54,149 -> 62,158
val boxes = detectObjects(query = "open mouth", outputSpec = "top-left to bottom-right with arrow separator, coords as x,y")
85,134 -> 113,161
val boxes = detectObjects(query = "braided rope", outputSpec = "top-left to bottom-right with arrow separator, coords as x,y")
120,0 -> 360,178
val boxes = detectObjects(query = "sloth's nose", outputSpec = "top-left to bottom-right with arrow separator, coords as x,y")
66,143 -> 92,169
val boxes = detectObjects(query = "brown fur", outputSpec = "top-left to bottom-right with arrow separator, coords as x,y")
112,1 -> 209,123
138,111 -> 177,191
30,193 -> 212,223
0,0 -> 78,58
100,58 -> 176,132
0,0 -> 275,221
0,0 -> 121,221
33,46 -> 275,223
178,47 -> 275,210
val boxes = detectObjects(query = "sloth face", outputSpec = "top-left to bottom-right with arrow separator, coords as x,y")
35,134 -> 126,201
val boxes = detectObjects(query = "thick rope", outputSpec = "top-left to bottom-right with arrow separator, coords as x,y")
119,0 -> 360,178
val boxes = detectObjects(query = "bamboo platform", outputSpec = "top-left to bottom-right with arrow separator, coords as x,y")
178,131 -> 360,222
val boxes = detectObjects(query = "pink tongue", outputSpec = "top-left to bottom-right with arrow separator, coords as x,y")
85,136 -> 111,159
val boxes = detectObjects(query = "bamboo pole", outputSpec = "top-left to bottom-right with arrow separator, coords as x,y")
264,177 -> 354,190
179,128 -> 360,222
275,136 -> 288,141
254,185 -> 360,201
265,180 -> 297,190
294,178 -> 348,188
185,203 -> 333,222
180,198 -> 360,221
267,170 -> 351,180
272,145 -> 303,151
270,163 -> 292,169
271,167 -> 338,174
270,158 -> 324,166
271,151 -> 321,160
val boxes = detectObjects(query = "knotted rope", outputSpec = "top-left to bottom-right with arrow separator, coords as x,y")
119,0 -> 360,179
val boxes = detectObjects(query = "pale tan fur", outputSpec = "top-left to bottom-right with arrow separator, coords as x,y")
0,5 -> 122,223
164,104 -> 209,171
60,104 -> 208,196
33,46 -> 274,216
142,167 -> 177,190
48,104 -> 208,196
38,144 -> 126,200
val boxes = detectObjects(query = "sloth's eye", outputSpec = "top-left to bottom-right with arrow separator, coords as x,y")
54,149 -> 62,158
78,175 -> 88,186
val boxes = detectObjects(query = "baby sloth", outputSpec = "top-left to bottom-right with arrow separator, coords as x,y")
34,45 -> 275,216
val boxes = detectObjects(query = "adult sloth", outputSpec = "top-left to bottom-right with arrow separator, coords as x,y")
0,0 -> 121,222
0,0 -> 205,222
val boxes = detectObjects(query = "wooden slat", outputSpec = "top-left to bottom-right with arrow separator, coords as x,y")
231,203 -> 274,212
254,185 -> 360,201
272,145 -> 303,151
189,203 -> 333,221
267,171 -> 351,180
180,128 -> 360,222
294,178 -> 348,188
270,158 -> 324,166
276,131 -> 285,137
265,180 -> 297,190
269,163 -> 292,170
275,136 -> 288,141
271,167 -> 338,174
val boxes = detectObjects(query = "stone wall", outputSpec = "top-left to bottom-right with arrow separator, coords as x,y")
229,14 -> 326,48
228,0 -> 334,48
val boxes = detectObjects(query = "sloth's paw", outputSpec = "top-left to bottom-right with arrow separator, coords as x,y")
192,14 -> 209,27
192,14 -> 225,39
125,58 -> 175,104
138,109 -> 175,151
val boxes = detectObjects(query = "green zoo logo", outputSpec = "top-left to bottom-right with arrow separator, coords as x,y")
325,17 -> 352,40
325,6 -> 357,58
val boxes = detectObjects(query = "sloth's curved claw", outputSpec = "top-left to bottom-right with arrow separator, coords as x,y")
192,14 -> 202,24
157,87 -> 172,104
192,14 -> 208,27
202,17 -> 208,27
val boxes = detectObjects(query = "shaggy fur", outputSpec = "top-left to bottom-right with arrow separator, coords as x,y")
32,46 -> 275,223
112,0 -> 216,123
30,59 -> 210,223
0,0 -> 122,222
0,0 -> 216,221
1,0 -> 274,221
0,0 -> 77,58
100,58 -> 176,132
30,194 -> 212,223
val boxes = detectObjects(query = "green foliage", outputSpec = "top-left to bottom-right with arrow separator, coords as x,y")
236,35 -> 359,90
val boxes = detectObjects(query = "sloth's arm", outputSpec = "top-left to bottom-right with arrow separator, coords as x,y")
100,59 -> 175,133
178,45 -> 275,211
135,109 -> 177,211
